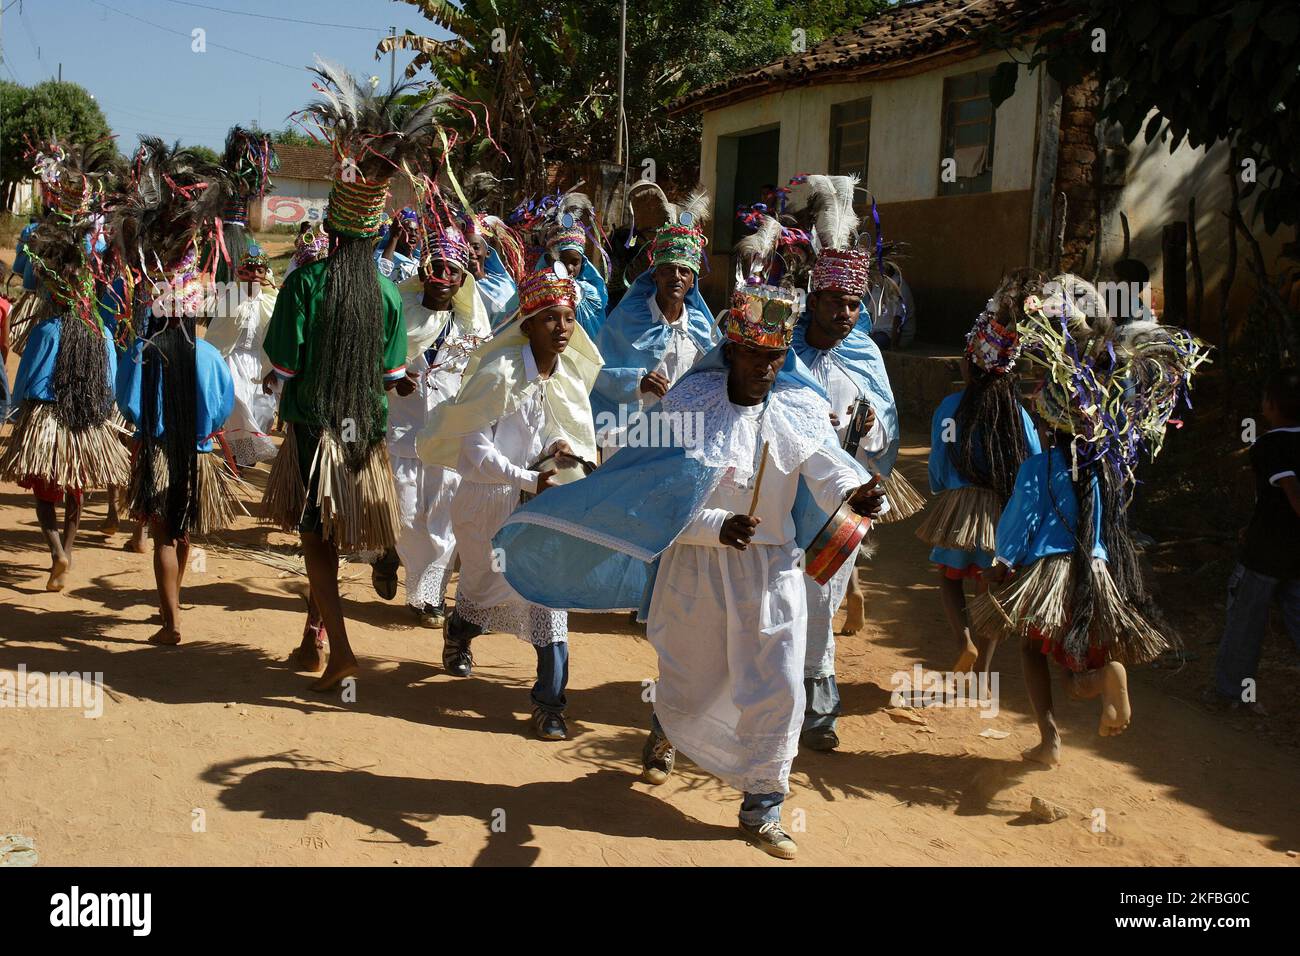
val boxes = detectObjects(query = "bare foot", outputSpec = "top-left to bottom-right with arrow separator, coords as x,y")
840,589 -> 866,635
1098,661 -> 1131,737
310,656 -> 359,693
148,628 -> 182,646
1023,735 -> 1061,767
951,637 -> 978,674
123,534 -> 147,554
100,516 -> 120,536
46,557 -> 70,592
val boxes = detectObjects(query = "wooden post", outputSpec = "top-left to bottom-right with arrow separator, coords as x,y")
1161,221 -> 1188,327
1188,197 -> 1204,333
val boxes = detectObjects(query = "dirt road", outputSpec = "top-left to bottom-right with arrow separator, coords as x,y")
2,415 -> 1298,867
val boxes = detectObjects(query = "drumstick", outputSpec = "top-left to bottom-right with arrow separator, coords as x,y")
747,441 -> 769,517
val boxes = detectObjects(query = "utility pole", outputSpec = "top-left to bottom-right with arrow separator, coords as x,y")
389,26 -> 397,88
58,63 -> 62,83
616,0 -> 627,220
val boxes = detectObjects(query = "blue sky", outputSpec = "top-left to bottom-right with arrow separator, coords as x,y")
1,0 -> 451,151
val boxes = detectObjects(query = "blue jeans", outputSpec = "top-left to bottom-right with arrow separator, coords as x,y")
531,642 -> 568,715
1213,564 -> 1300,700
650,714 -> 784,824
803,675 -> 841,732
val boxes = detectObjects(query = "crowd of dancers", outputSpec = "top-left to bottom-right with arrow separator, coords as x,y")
1,62 -> 1210,859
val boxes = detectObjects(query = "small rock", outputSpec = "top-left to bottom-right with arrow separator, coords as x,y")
224,702 -> 235,709
914,725 -> 935,734
886,708 -> 928,726
1287,850 -> 1298,858
238,708 -> 249,717
1029,796 -> 1070,823
978,728 -> 1011,739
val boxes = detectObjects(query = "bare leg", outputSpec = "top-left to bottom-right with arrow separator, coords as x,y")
1069,661 -> 1131,737
148,519 -> 183,645
302,531 -> 357,691
62,491 -> 81,564
102,486 -> 120,535
840,567 -> 866,635
939,572 -> 978,672
35,495 -> 69,591
971,578 -> 1000,675
1021,639 -> 1061,766
292,591 -> 328,672
123,521 -> 147,553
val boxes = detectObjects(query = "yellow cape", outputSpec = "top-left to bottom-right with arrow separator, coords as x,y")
416,319 -> 604,469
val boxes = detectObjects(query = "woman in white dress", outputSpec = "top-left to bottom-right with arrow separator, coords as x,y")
205,248 -> 279,467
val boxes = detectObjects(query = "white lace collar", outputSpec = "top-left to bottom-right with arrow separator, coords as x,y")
662,369 -> 833,480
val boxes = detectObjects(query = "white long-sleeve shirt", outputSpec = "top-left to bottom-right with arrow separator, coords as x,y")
455,344 -> 570,493
676,402 -> 862,548
638,294 -> 704,402
806,350 -> 887,465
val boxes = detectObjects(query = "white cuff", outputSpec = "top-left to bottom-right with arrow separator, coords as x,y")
1268,470 -> 1296,486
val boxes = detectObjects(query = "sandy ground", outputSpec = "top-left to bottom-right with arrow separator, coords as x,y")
2,385 -> 1299,868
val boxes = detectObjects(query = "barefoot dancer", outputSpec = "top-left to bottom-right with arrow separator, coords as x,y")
915,270 -> 1044,674
974,275 -> 1210,764
495,285 -> 884,859
0,142 -> 130,592
417,265 -> 602,741
112,140 -> 240,646
260,62 -> 436,691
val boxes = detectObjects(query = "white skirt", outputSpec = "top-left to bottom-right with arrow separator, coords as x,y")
224,349 -> 278,465
648,540 -> 807,795
392,456 -> 460,609
803,545 -> 858,680
450,479 -> 566,647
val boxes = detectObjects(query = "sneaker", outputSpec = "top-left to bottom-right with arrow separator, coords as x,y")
739,819 -> 798,860
414,604 -> 444,629
800,725 -> 839,752
640,728 -> 676,785
532,708 -> 567,741
441,614 -> 475,677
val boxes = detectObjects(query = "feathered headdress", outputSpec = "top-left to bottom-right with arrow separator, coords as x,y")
108,136 -> 229,328
301,56 -> 441,238
789,173 -> 869,295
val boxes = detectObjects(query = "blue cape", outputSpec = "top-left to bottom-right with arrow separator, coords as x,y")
589,270 -> 717,422
792,304 -> 901,475
476,246 -> 519,326
493,343 -> 867,615
536,252 -> 609,341
116,335 -> 234,452
12,315 -> 118,404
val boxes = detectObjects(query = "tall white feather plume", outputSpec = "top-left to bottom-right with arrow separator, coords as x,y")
792,174 -> 860,252
734,214 -> 781,282
677,186 -> 711,226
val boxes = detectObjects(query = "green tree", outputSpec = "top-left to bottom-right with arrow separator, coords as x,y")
383,0 -> 889,192
987,0 -> 1300,234
1,80 -> 111,211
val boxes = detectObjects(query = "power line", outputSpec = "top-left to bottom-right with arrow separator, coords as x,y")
86,0 -> 305,73
160,0 -> 383,33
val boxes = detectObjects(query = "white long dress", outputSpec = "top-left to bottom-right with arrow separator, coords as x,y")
205,286 -> 278,466
647,375 -> 862,796
388,296 -> 477,610
802,351 -> 888,680
450,344 -> 572,646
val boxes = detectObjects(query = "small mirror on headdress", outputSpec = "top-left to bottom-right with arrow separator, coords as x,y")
561,212 -> 575,229
552,260 -> 570,279
679,211 -> 694,228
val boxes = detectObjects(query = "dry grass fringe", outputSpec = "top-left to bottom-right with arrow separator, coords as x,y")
913,485 -> 1001,552
0,400 -> 131,489
876,469 -> 926,524
970,553 -> 1173,666
260,422 -> 306,532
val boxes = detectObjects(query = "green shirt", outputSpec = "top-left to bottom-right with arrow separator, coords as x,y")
264,258 -> 408,443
